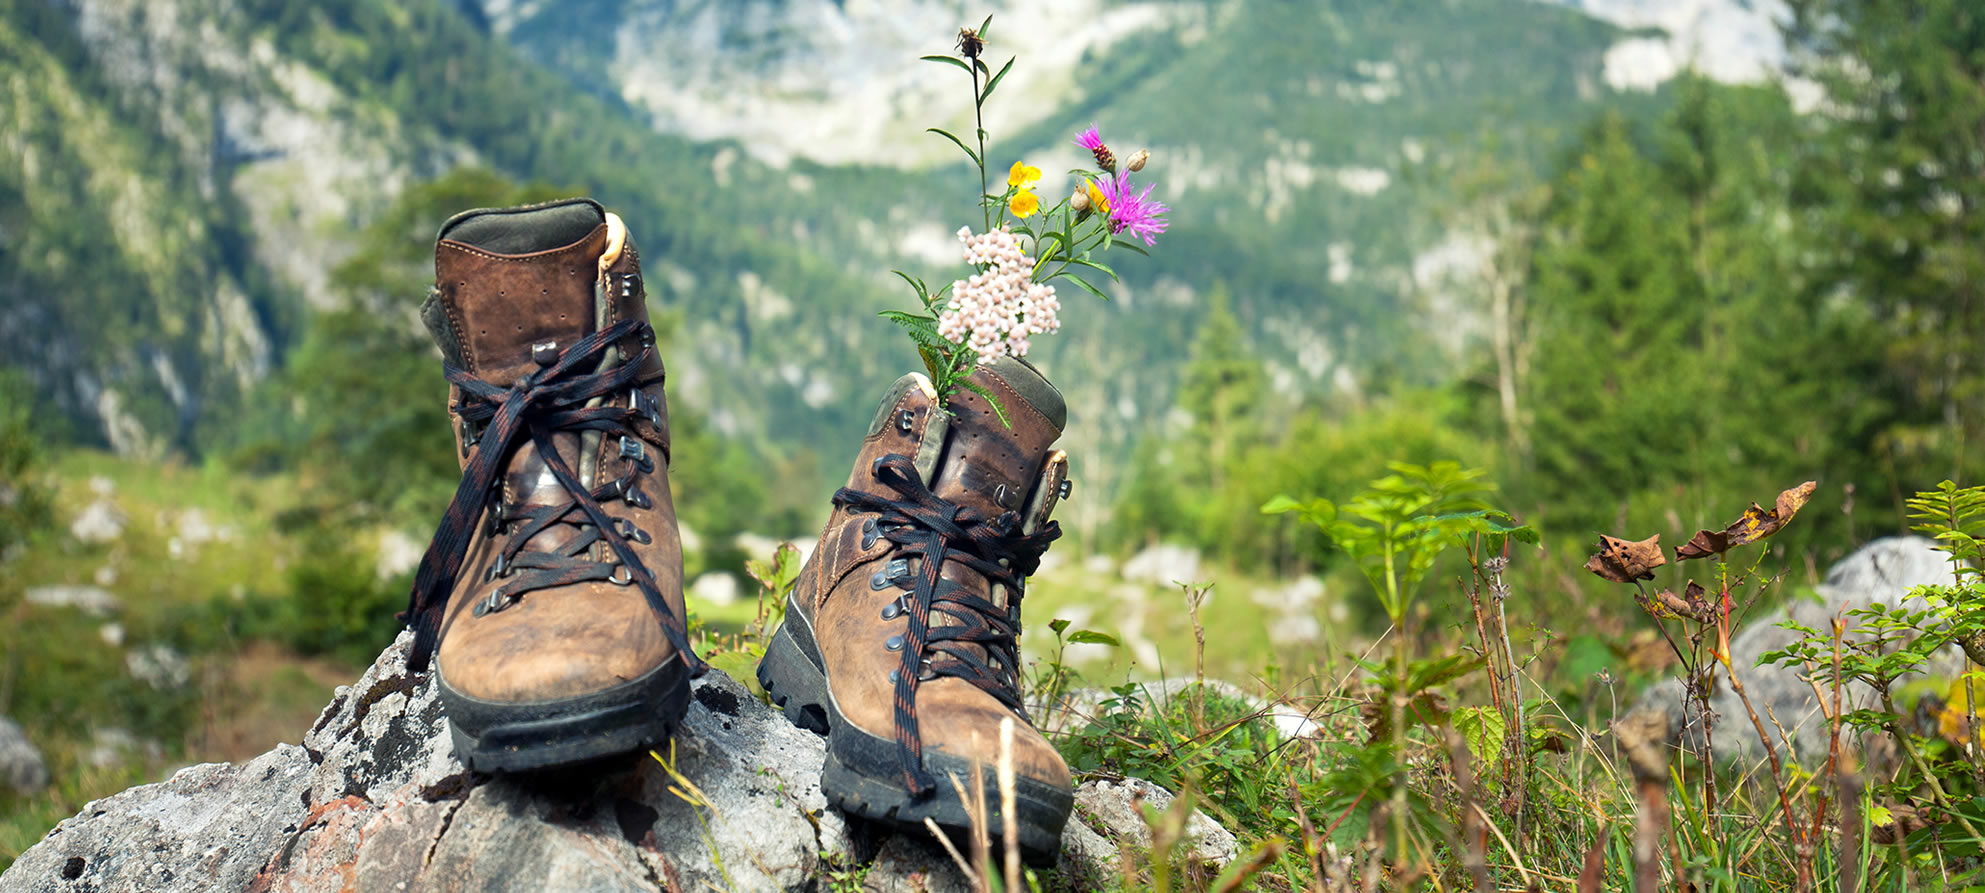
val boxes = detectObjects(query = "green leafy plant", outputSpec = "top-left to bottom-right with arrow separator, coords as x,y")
1264,460 -> 1536,869
1762,482 -> 1985,883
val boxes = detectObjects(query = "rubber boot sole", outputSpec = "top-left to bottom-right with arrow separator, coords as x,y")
439,657 -> 690,773
757,596 -> 1071,865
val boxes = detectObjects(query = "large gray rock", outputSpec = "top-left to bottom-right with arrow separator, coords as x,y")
0,631 -> 1233,891
2,745 -> 312,892
0,718 -> 48,794
1628,536 -> 1962,763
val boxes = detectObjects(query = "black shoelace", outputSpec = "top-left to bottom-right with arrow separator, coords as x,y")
833,453 -> 1061,796
402,318 -> 699,676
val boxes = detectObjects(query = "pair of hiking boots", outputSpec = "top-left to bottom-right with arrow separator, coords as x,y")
403,198 -> 1074,862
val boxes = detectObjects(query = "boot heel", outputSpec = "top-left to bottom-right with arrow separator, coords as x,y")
757,622 -> 832,735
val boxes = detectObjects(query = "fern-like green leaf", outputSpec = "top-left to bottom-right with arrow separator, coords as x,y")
958,379 -> 1012,429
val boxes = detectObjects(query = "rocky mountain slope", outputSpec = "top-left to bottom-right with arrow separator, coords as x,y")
4,0 -> 1785,504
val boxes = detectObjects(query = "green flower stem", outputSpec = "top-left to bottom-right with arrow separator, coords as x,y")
970,61 -> 988,232
1038,225 -> 1112,283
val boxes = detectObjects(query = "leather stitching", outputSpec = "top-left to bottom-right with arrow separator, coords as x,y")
981,370 -> 1054,433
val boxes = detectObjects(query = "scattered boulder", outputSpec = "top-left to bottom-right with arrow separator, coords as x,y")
689,571 -> 741,607
733,532 -> 815,567
68,494 -> 126,545
1627,536 -> 1963,762
23,584 -> 120,617
372,528 -> 424,580
1120,543 -> 1201,587
84,728 -> 163,770
126,644 -> 192,691
0,631 -> 1237,891
0,718 -> 49,794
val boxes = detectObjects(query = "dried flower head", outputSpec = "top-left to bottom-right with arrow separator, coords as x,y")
1126,148 -> 1150,172
1069,185 -> 1090,213
956,27 -> 984,60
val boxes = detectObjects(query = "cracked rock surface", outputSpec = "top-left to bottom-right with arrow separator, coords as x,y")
0,631 -> 1233,891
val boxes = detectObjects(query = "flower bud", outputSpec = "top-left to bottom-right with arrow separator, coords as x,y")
1126,149 -> 1150,172
1069,186 -> 1090,213
955,28 -> 984,60
1091,144 -> 1116,173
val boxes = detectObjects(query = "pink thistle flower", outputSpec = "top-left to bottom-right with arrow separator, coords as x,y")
1097,171 -> 1170,247
1074,122 -> 1115,172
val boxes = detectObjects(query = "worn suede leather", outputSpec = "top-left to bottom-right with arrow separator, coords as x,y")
800,360 -> 1073,792
427,201 -> 685,704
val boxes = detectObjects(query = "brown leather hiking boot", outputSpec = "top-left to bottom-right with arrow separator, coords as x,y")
757,359 -> 1074,863
402,198 -> 697,772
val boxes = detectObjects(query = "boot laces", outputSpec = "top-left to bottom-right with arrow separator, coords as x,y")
833,453 -> 1061,797
402,318 -> 699,675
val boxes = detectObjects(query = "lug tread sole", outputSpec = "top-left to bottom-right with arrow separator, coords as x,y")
441,658 -> 691,773
757,610 -> 1068,866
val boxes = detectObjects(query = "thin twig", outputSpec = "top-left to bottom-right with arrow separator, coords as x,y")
924,817 -> 983,888
998,718 -> 1020,893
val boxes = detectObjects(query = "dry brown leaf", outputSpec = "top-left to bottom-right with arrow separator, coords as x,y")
1634,580 -> 1713,623
1676,481 -> 1818,560
1584,533 -> 1667,583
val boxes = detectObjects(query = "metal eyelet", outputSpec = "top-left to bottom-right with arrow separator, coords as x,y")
619,436 -> 646,462
870,571 -> 892,591
896,409 -> 915,433
885,558 -> 910,580
616,518 -> 651,545
1059,479 -> 1072,499
487,553 -> 512,580
885,635 -> 905,652
473,591 -> 510,617
888,668 -> 901,684
880,599 -> 903,620
626,487 -> 651,509
608,565 -> 634,585
860,517 -> 879,549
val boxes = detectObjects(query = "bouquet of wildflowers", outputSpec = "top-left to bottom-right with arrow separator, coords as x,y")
885,16 -> 1171,423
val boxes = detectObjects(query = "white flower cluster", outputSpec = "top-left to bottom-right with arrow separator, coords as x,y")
937,226 -> 1061,360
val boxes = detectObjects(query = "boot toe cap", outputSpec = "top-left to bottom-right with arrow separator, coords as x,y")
435,586 -> 671,703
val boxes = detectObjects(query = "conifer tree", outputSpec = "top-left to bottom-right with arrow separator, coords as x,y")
1786,0 -> 1985,487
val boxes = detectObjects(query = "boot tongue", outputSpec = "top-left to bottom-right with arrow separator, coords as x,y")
927,356 -> 1066,522
431,199 -> 615,522
431,198 -> 612,388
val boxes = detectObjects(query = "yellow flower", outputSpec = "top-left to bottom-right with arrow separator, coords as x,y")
1009,189 -> 1041,218
1085,178 -> 1110,215
1007,161 -> 1041,188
